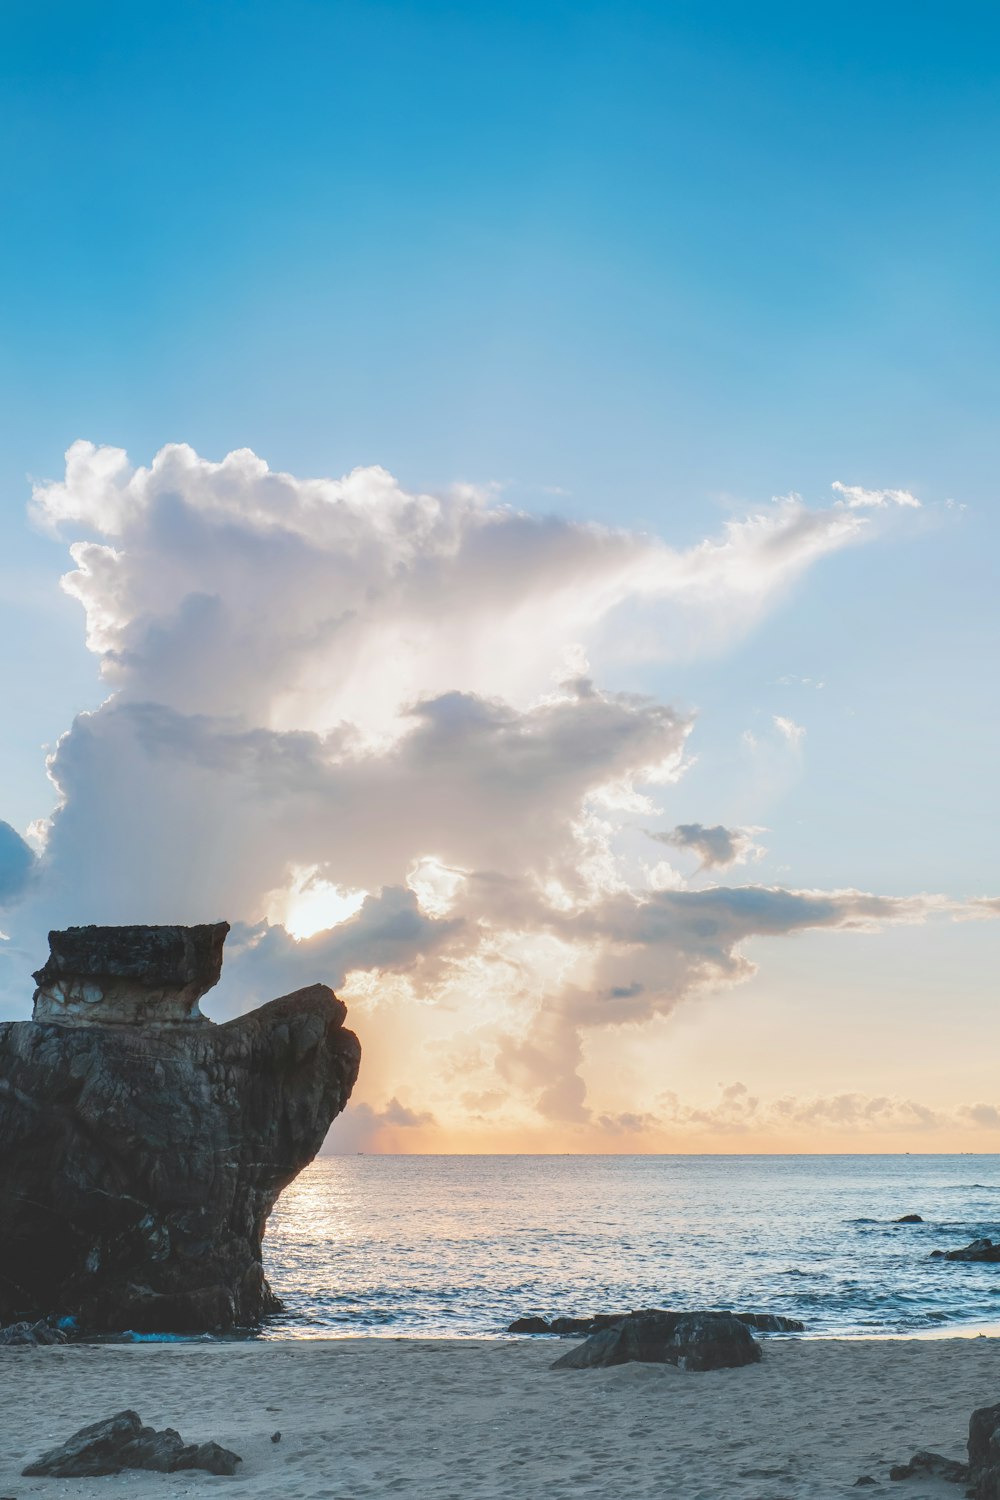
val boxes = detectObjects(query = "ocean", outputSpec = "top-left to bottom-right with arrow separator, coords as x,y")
261,1153 -> 1000,1339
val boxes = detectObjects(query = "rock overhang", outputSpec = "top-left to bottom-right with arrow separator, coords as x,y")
31,921 -> 230,1026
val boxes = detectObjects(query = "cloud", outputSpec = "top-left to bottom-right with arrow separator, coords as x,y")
2,441 -> 987,1140
596,1110 -> 661,1135
599,1082 -> 988,1136
31,441 -> 894,733
773,714 -> 805,747
647,821 -> 761,870
460,883 -> 960,1121
325,1096 -> 436,1153
0,822 -> 35,906
832,481 -> 921,510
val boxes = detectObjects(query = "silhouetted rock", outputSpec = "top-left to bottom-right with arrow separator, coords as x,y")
0,925 -> 360,1332
550,1310 -> 762,1372
930,1238 -> 1000,1262
895,1213 -> 924,1224
507,1308 -> 804,1336
735,1312 -> 805,1332
550,1315 -> 599,1334
22,1410 -> 241,1478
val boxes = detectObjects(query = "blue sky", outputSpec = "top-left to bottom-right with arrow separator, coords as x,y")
0,1 -> 997,1147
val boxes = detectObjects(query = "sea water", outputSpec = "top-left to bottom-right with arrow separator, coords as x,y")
260,1154 -> 1000,1338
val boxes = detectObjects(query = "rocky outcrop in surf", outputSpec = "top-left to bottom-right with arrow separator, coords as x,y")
931,1238 -> 1000,1263
0,924 -> 360,1333
508,1308 -> 804,1335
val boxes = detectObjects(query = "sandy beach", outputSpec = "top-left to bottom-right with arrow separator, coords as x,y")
1,1334 -> 997,1499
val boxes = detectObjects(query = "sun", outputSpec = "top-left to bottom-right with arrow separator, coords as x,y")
271,865 -> 367,942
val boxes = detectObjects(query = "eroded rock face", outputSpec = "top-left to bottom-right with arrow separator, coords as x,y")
0,925 -> 360,1332
31,922 -> 230,1025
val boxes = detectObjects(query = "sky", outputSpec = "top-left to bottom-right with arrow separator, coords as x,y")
0,0 -> 998,1152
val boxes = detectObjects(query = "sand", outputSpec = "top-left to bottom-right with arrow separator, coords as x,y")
1,1334 -> 997,1498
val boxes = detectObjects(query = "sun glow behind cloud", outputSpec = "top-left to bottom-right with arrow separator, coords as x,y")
1,443 -> 992,1151
269,867 -> 367,942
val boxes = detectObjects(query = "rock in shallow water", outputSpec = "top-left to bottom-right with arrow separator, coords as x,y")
888,1450 -> 968,1482
509,1308 -> 804,1335
22,1410 -> 241,1478
0,925 -> 360,1332
550,1310 -> 762,1372
931,1238 -> 1000,1262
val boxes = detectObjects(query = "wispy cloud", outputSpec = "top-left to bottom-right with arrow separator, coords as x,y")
773,714 -> 806,748
832,480 -> 921,510
598,1081 -> 1000,1137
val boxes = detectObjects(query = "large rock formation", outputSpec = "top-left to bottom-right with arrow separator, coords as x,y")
0,924 -> 360,1333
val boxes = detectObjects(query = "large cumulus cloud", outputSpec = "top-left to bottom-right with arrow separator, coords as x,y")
0,440 -> 974,1139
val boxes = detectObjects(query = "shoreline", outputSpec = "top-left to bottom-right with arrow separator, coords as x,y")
3,1333 -> 999,1497
83,1311 -> 1000,1344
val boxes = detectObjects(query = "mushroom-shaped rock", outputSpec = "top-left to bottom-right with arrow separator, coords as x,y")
31,922 -> 230,1025
0,925 -> 360,1332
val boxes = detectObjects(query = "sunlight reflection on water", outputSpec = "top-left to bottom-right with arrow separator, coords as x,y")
261,1154 -> 1000,1339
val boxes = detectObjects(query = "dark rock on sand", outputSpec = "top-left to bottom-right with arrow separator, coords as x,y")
930,1238 -> 1000,1262
550,1309 -> 762,1372
887,1403 -> 1000,1497
969,1401 -> 1000,1468
894,1214 -> 924,1224
0,1318 -> 67,1346
968,1401 -> 1000,1498
507,1316 -> 552,1333
22,1410 -> 241,1478
0,924 -> 360,1333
